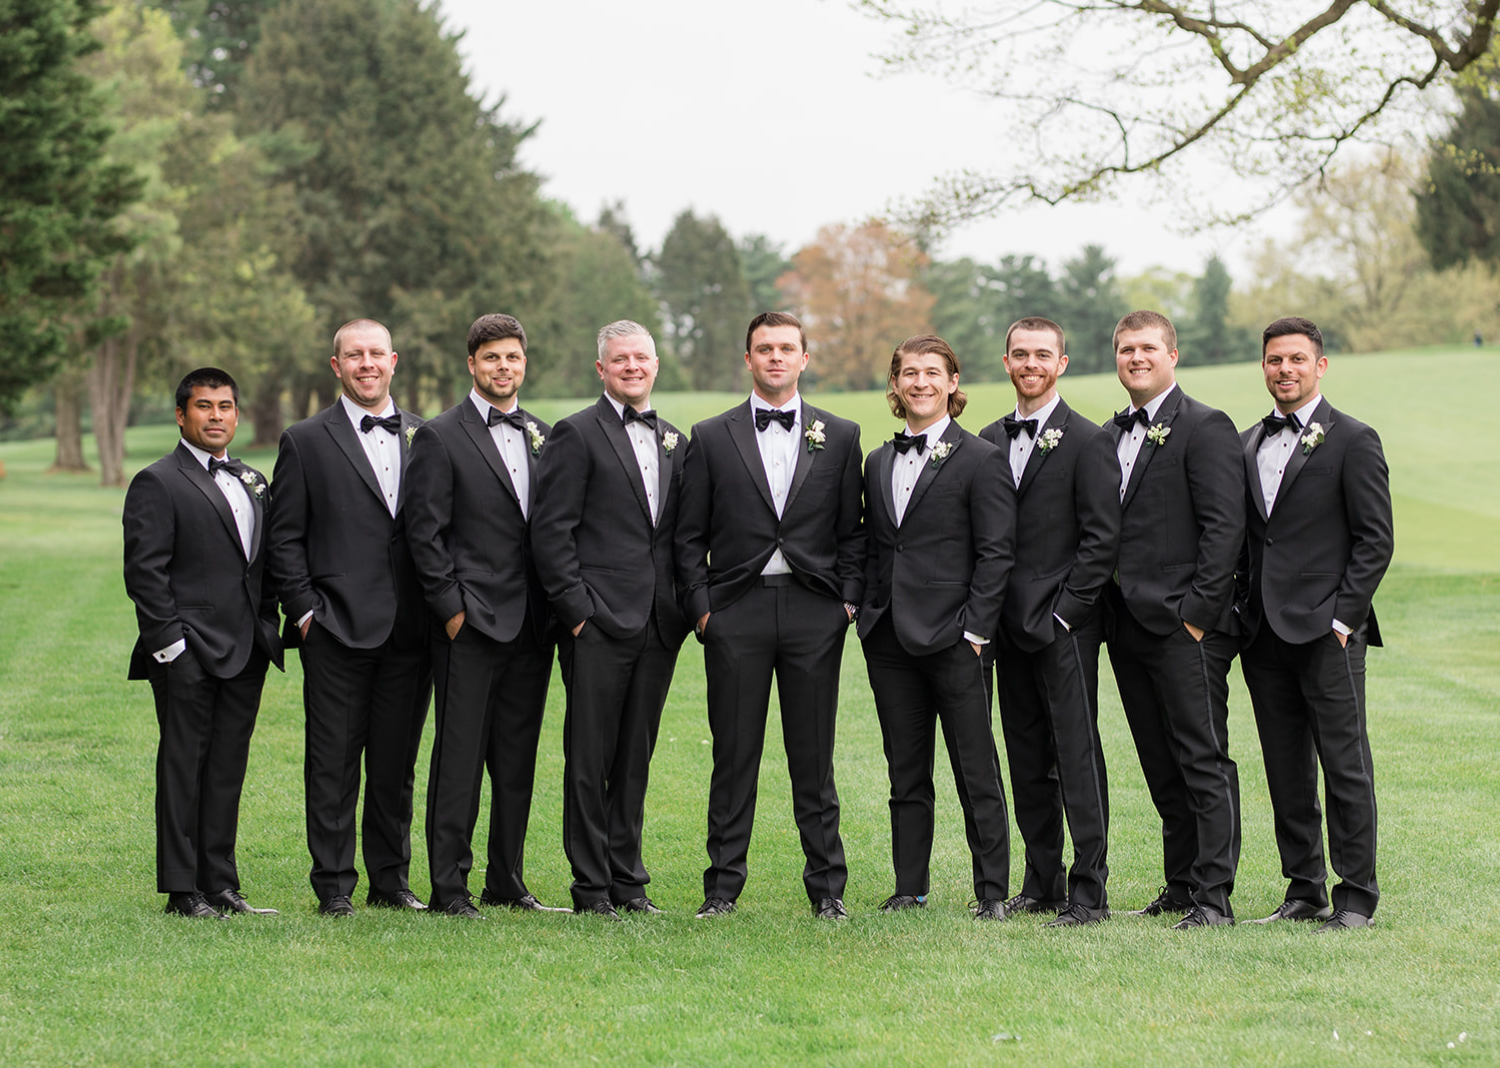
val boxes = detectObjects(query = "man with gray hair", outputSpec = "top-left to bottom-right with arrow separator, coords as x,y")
531,321 -> 691,919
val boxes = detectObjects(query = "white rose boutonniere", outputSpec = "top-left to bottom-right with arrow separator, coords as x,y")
405,426 -> 416,447
929,440 -> 956,468
1038,428 -> 1064,453
805,419 -> 826,453
1145,422 -> 1171,448
525,420 -> 545,456
662,431 -> 680,455
1300,422 -> 1325,454
239,469 -> 267,499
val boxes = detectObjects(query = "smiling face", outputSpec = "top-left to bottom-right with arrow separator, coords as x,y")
470,336 -> 527,409
1004,326 -> 1068,415
1115,326 -> 1178,407
745,324 -> 809,407
598,332 -> 658,410
1262,333 -> 1326,413
332,323 -> 397,412
176,385 -> 238,457
892,349 -> 959,433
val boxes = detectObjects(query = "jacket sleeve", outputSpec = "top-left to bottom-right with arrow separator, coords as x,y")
122,467 -> 182,654
1334,423 -> 1394,630
266,429 -> 316,627
962,445 -> 1015,641
404,423 -> 465,624
529,417 -> 595,628
1180,407 -> 1247,631
1055,428 -> 1121,626
833,423 -> 867,605
674,425 -> 713,623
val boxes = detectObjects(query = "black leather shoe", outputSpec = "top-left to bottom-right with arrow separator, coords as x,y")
1004,893 -> 1066,915
1046,902 -> 1109,927
366,888 -> 428,911
1250,898 -> 1333,924
205,889 -> 278,915
972,898 -> 1008,921
579,899 -> 622,921
879,894 -> 927,912
813,898 -> 848,920
478,890 -> 570,912
1171,904 -> 1235,929
695,897 -> 736,918
319,895 -> 355,918
1315,909 -> 1375,933
434,897 -> 484,918
165,891 -> 226,919
619,897 -> 663,914
1130,886 -> 1194,916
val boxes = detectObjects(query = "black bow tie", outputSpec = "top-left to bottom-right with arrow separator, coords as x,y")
207,456 -> 238,477
488,407 -> 526,430
623,407 -> 658,430
1112,407 -> 1151,430
755,407 -> 796,432
360,413 -> 402,435
1002,415 -> 1038,440
892,431 -> 927,455
1261,411 -> 1302,438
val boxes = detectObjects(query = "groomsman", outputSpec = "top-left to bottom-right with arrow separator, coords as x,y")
676,312 -> 866,920
267,319 -> 432,917
123,368 -> 284,918
1238,316 -> 1392,933
979,317 -> 1118,926
405,314 -> 559,918
1103,310 -> 1245,929
860,335 -> 1015,920
531,321 -> 691,920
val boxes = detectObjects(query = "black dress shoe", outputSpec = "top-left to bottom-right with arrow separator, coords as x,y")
1003,893 -> 1066,915
579,899 -> 622,921
478,890 -> 570,912
319,895 -> 356,918
1170,904 -> 1235,929
434,897 -> 484,918
879,894 -> 927,912
1130,886 -> 1194,916
1250,898 -> 1333,924
813,898 -> 848,920
695,897 -> 736,918
1315,909 -> 1375,933
366,889 -> 428,911
972,898 -> 1008,921
1045,903 -> 1109,927
165,891 -> 226,919
205,889 -> 278,915
619,897 -> 663,914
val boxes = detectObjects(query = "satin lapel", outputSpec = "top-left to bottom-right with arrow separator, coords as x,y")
176,444 -> 244,557
904,422 -> 962,520
1016,400 -> 1069,499
324,403 -> 386,508
1273,397 -> 1332,514
1244,428 -> 1269,523
1121,388 -> 1182,511
727,402 -> 777,513
460,401 -> 522,510
876,443 -> 898,528
597,397 -> 653,524
656,426 -> 674,521
247,477 -> 266,564
519,407 -> 541,514
396,409 -> 417,515
783,402 -> 820,512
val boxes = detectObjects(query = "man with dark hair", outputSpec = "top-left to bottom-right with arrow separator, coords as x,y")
1238,316 -> 1392,933
979,317 -> 1119,927
676,311 -> 866,920
531,321 -> 690,920
860,335 -> 1015,920
1104,310 -> 1246,929
267,319 -> 432,918
123,368 -> 284,918
405,313 -> 560,918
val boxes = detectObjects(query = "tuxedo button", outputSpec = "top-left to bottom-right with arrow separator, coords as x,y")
1266,537 -> 1274,546
897,544 -> 905,553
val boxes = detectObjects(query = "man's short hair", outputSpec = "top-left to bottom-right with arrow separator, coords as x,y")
1005,316 -> 1066,357
175,367 -> 239,411
597,320 -> 656,361
467,313 -> 527,356
332,318 -> 391,359
1262,316 -> 1324,358
887,334 -> 968,421
1112,309 -> 1176,352
745,311 -> 807,354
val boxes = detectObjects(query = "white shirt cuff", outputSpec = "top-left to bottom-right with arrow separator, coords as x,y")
963,631 -> 989,646
1331,618 -> 1352,636
154,638 -> 186,663
297,610 -> 314,629
1053,612 -> 1071,632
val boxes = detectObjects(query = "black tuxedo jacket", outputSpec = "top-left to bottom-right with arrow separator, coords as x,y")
1108,386 -> 1244,636
857,421 -> 1013,655
531,395 -> 690,645
675,399 -> 866,621
980,399 -> 1120,652
123,442 -> 284,680
266,401 -> 428,651
404,398 -> 552,645
1237,397 -> 1393,647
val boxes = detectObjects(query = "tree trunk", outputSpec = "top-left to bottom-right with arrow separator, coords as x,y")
250,376 -> 283,447
51,371 -> 90,473
405,375 -> 422,416
290,377 -> 314,423
435,373 -> 454,413
89,328 -> 139,488
311,375 -> 336,412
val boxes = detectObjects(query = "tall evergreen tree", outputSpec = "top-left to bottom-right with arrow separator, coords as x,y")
1056,245 -> 1127,374
149,0 -> 279,107
1180,255 -> 1253,366
1417,72 -> 1500,271
655,211 -> 752,391
737,233 -> 792,317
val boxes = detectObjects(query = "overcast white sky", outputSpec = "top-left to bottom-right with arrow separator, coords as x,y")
442,0 -> 1288,278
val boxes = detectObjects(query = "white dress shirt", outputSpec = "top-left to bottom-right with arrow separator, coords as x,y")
343,393 -> 401,517
471,389 -> 530,519
891,414 -> 950,526
749,392 -> 800,575
605,393 -> 660,525
1116,383 -> 1177,501
1255,394 -> 1322,516
1007,394 -> 1062,488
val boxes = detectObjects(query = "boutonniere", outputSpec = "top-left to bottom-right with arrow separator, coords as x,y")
662,431 -> 680,455
929,440 -> 956,468
525,420 -> 545,456
1037,428 -> 1064,453
1300,422 -> 1325,454
1145,423 -> 1171,448
239,470 -> 267,499
804,419 -> 826,453
404,426 -> 416,447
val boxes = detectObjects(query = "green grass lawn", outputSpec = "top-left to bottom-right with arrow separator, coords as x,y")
1,349 -> 1497,1064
